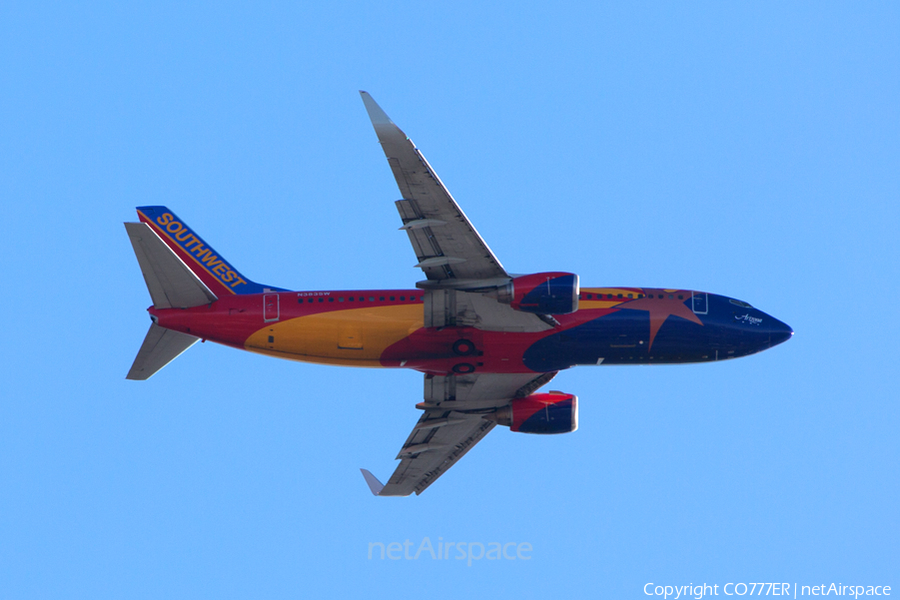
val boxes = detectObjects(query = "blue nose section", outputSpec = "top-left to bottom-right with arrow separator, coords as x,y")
727,303 -> 793,355
769,317 -> 793,347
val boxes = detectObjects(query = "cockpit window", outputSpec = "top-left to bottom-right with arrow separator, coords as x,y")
729,299 -> 753,309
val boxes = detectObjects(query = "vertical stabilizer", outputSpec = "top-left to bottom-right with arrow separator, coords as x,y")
125,220 -> 213,379
125,222 -> 217,309
125,205 -> 282,380
135,206 -> 284,296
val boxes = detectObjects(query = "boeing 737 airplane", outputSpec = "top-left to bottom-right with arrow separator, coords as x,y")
125,92 -> 792,496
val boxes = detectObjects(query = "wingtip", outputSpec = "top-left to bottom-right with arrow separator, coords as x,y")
359,91 -> 393,127
360,468 -> 385,496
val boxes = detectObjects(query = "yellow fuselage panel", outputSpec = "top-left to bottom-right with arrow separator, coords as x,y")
244,305 -> 423,366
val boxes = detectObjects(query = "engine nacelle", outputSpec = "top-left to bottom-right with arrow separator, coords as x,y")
497,272 -> 580,315
488,392 -> 579,434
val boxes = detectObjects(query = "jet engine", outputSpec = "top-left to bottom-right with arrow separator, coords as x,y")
494,272 -> 580,315
487,392 -> 579,434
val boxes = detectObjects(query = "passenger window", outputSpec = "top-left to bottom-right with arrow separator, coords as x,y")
400,296 -> 405,301
379,297 -> 385,301
329,298 -> 334,302
628,294 -> 633,298
318,298 -> 324,302
338,297 -> 344,302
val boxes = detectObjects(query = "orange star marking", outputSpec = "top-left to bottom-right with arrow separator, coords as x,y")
615,290 -> 704,350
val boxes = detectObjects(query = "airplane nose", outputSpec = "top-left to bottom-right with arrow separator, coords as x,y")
769,317 -> 793,347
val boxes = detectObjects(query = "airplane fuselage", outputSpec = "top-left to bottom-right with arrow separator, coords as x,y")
125,92 -> 796,495
150,286 -> 792,375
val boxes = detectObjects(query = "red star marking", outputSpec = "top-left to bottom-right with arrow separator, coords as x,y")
615,289 -> 703,351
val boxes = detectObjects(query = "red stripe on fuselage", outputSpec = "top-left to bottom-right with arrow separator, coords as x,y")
149,287 -> 642,375
150,290 -> 426,348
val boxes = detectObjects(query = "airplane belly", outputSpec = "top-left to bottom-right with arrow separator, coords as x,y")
522,308 -> 719,367
244,305 -> 423,367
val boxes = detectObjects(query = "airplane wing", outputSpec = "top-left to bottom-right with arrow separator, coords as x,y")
358,93 -> 559,495
361,92 -> 553,332
361,371 -> 556,496
360,92 -> 509,285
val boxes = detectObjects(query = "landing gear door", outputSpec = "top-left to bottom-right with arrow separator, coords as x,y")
691,292 -> 708,315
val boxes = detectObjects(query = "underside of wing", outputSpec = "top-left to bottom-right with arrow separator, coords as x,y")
422,287 -> 556,331
360,92 -> 555,333
360,92 -> 509,284
373,412 -> 496,497
362,372 -> 557,496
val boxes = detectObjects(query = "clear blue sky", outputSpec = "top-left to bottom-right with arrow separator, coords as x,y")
1,2 -> 897,598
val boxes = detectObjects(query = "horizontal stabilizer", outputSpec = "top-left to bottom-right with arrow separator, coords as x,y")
126,322 -> 199,380
125,222 -> 217,309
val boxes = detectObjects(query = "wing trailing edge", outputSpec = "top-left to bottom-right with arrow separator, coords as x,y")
361,372 -> 558,497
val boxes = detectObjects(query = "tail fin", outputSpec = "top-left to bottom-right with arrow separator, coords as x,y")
126,322 -> 199,380
125,206 -> 282,379
135,206 -> 281,297
125,222 -> 218,309
125,220 -> 211,379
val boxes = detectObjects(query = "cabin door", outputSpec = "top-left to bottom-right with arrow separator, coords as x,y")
691,292 -> 708,315
264,294 -> 280,322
